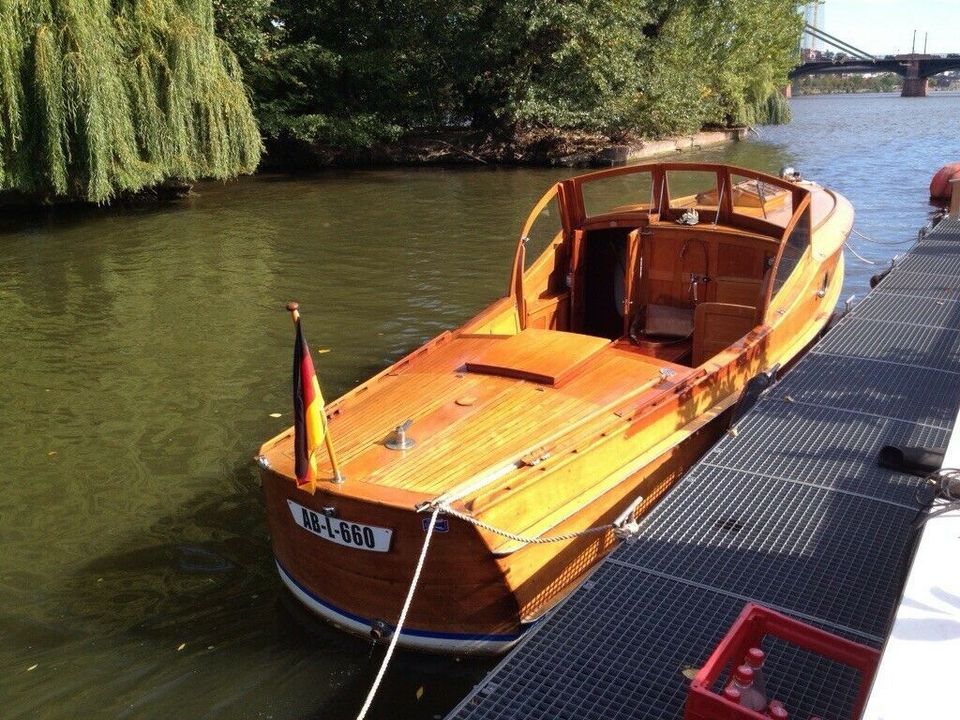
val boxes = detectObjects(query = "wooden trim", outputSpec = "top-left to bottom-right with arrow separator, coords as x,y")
512,183 -> 562,327
569,229 -> 586,331
623,229 -> 641,336
566,162 -> 810,242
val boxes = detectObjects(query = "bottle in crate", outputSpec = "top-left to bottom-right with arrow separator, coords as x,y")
722,686 -> 742,704
724,665 -> 766,712
745,647 -> 768,701
766,699 -> 788,719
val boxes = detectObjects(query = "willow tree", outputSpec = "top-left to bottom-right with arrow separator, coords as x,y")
0,0 -> 261,203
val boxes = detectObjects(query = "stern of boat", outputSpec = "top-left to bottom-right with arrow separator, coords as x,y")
256,452 -> 526,654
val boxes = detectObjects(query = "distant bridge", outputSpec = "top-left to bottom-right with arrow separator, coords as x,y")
790,23 -> 960,96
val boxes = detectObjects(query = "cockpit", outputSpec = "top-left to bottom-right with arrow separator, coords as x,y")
496,163 -> 814,368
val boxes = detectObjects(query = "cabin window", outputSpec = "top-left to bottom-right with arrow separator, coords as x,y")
524,196 -> 563,271
772,206 -> 811,295
581,170 -> 654,218
729,173 -> 794,228
666,170 -> 719,211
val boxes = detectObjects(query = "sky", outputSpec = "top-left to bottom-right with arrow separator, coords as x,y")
810,0 -> 960,55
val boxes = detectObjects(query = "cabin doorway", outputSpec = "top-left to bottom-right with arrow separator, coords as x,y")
579,228 -> 630,340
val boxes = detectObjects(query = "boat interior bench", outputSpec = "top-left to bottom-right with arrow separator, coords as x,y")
570,221 -> 770,367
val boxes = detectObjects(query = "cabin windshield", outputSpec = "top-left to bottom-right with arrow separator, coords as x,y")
580,170 -> 655,218
510,163 -> 811,369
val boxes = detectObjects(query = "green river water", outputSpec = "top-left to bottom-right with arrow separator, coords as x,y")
2,93 -> 959,719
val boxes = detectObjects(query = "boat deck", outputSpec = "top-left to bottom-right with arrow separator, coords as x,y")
274,330 -> 694,498
448,217 -> 960,720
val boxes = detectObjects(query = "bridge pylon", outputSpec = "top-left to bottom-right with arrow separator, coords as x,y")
901,57 -> 928,97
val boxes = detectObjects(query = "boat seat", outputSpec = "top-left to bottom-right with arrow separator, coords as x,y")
692,302 -> 757,366
629,303 -> 693,342
633,337 -> 692,364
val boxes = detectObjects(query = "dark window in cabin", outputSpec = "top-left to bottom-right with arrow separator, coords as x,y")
772,206 -> 810,296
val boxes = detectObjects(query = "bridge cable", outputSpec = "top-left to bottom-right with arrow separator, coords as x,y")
803,23 -> 876,61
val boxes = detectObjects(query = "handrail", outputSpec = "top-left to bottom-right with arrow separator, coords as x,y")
559,161 -> 811,241
568,161 -> 802,196
511,183 -> 562,328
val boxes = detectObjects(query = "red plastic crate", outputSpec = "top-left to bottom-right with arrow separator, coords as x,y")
684,603 -> 880,720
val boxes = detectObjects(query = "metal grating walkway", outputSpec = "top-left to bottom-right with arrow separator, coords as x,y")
449,216 -> 960,720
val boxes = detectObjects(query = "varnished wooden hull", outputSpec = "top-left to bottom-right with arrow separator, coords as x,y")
257,163 -> 852,654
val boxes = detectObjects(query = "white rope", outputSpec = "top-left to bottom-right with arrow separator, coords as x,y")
917,467 -> 960,525
852,227 -> 917,246
844,241 -> 878,265
355,508 -> 440,720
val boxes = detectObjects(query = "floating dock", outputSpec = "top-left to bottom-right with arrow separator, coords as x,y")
449,216 -> 960,720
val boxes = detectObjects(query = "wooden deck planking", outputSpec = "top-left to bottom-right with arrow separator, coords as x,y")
320,340 -> 688,500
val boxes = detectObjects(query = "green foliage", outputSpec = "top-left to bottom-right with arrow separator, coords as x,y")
246,0 -> 802,153
636,0 -> 800,131
211,0 -> 270,74
796,72 -> 901,95
458,1 -> 656,133
0,0 -> 261,203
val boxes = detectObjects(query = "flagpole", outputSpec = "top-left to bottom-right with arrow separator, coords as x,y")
286,302 -> 347,484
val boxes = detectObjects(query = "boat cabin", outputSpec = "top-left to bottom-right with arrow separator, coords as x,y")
462,163 -> 816,370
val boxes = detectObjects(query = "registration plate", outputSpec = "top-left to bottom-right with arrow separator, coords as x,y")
287,500 -> 393,552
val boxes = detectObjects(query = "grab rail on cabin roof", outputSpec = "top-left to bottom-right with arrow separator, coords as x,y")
560,162 -> 810,240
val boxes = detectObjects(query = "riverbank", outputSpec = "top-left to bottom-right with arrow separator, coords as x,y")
0,127 -> 748,209
260,127 -> 749,171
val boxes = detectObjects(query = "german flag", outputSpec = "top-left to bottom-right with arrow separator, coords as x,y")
292,318 -> 325,490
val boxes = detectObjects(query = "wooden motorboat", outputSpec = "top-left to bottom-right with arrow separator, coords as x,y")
256,162 -> 852,654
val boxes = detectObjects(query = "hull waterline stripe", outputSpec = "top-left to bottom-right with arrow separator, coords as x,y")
274,558 -> 523,643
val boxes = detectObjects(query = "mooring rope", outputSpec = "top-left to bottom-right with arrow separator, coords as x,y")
355,498 -> 644,718
355,508 -> 440,720
851,227 -> 917,246
916,467 -> 960,526
420,500 -> 643,545
844,240 -> 878,265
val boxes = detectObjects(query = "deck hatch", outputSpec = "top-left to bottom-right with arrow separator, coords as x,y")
464,329 -> 610,386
